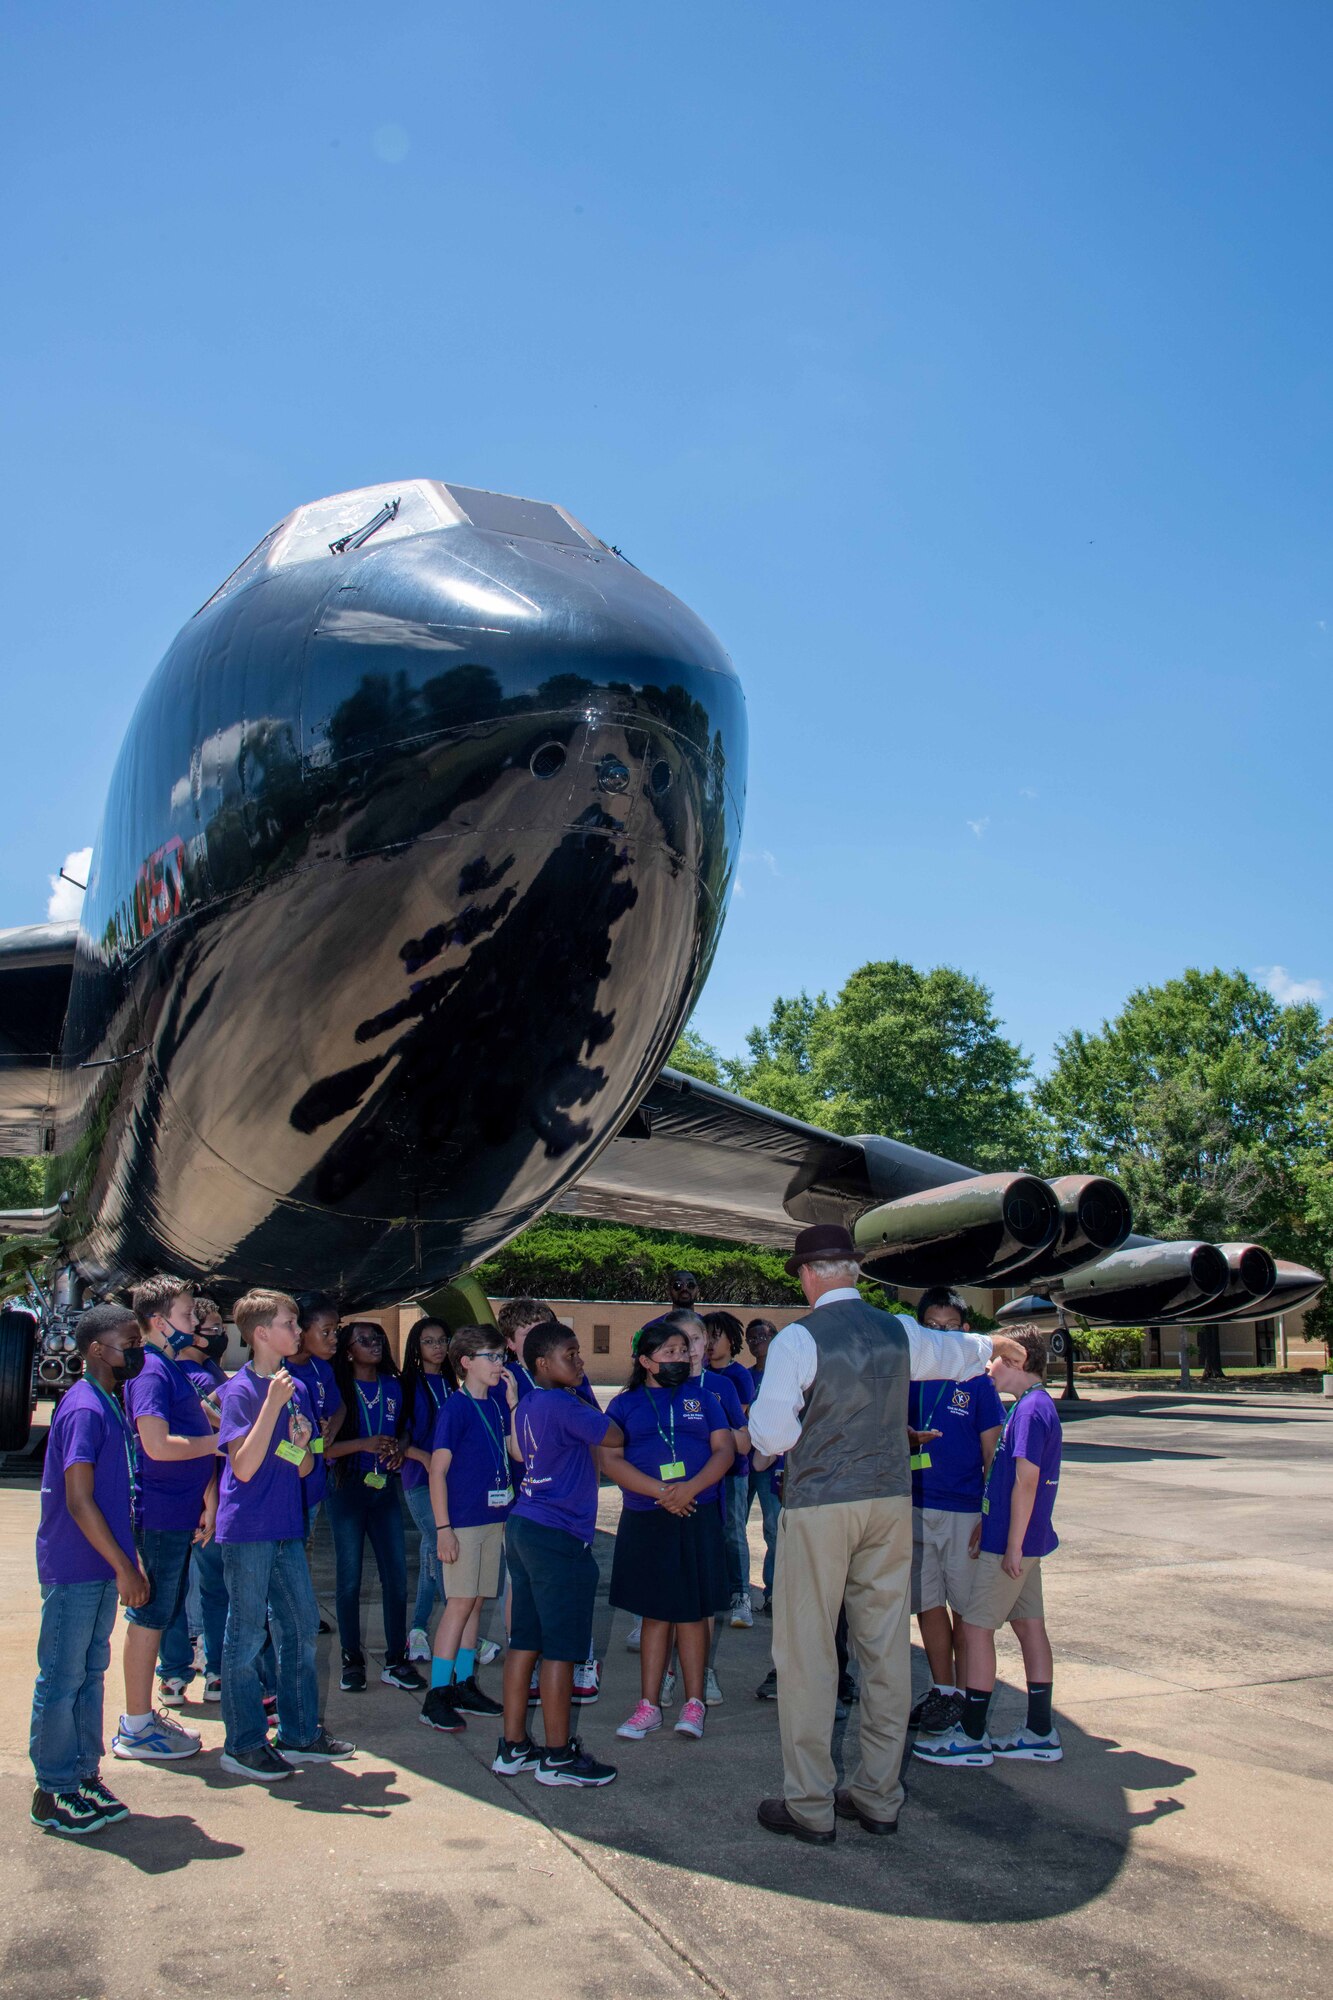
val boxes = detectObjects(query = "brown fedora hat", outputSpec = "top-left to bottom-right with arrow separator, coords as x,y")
785,1223 -> 862,1277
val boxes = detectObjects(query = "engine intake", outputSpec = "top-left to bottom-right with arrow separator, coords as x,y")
998,1175 -> 1132,1286
854,1173 -> 1060,1287
1057,1239 -> 1228,1324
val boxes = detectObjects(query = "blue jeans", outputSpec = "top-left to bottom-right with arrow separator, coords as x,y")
219,1540 -> 318,1754
403,1482 -> 445,1632
721,1478 -> 749,1599
326,1476 -> 408,1663
30,1580 -> 118,1793
160,1536 -> 229,1682
747,1467 -> 781,1597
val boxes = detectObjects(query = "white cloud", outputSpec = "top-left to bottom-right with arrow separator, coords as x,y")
740,848 -> 780,875
966,817 -> 990,838
1255,964 -> 1325,1006
732,877 -> 746,898
47,846 -> 92,923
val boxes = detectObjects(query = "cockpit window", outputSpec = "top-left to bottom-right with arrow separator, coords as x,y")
195,481 -> 461,615
444,486 -> 597,548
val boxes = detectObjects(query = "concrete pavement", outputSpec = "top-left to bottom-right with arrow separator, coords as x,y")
1,1387 -> 1330,1998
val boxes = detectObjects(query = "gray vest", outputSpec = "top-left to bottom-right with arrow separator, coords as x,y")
781,1298 -> 911,1509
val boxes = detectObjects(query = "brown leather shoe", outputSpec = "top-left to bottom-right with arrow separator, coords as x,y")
757,1797 -> 836,1845
834,1788 -> 899,1835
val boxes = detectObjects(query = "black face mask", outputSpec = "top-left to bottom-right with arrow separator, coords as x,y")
109,1346 -> 146,1386
654,1360 -> 691,1389
200,1330 -> 228,1363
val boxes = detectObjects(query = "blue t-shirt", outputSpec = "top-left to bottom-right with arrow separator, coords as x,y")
289,1356 -> 339,1506
513,1387 -> 612,1541
703,1368 -> 749,1479
215,1365 -> 317,1544
979,1388 -> 1062,1559
400,1374 -> 452,1492
605,1382 -> 730,1511
430,1384 -> 513,1527
345,1374 -> 404,1481
908,1374 -> 1006,1513
123,1346 -> 216,1533
37,1379 -> 138,1586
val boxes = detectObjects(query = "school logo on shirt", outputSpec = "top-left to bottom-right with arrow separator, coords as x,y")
683,1398 -> 703,1416
949,1388 -> 971,1415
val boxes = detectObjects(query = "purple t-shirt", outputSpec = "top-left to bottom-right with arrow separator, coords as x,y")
123,1346 -> 216,1533
605,1383 -> 729,1511
704,1368 -> 749,1479
289,1356 -> 339,1506
215,1365 -> 316,1544
909,1374 -> 1006,1513
344,1373 -> 404,1481
511,1359 -> 597,1407
178,1356 -> 226,1396
400,1374 -> 451,1492
979,1388 -> 1062,1559
430,1384 -> 514,1527
37,1379 -> 137,1586
513,1387 -> 612,1542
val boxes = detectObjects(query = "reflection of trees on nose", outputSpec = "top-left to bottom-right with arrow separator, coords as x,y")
288,804 -> 638,1214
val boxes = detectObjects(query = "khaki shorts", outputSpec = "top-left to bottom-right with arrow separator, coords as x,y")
964,1550 -> 1044,1629
443,1521 -> 505,1598
911,1507 -> 980,1615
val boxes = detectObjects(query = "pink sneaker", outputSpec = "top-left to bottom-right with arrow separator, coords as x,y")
616,1699 -> 663,1740
674,1698 -> 706,1739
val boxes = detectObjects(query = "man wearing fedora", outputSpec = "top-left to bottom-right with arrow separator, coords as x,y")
749,1222 -> 1025,1844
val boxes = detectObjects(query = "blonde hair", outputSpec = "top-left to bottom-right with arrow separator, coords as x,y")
234,1289 -> 298,1343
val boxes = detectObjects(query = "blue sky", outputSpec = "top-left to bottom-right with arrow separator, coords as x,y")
3,1 -> 1329,1078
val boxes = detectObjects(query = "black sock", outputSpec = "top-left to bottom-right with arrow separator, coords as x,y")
962,1689 -> 992,1741
1026,1682 -> 1053,1735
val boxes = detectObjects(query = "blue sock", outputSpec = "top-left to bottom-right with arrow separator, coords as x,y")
431,1656 -> 455,1689
456,1647 -> 476,1681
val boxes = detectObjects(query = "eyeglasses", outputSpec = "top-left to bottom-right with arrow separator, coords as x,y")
473,1350 -> 505,1364
351,1331 -> 385,1347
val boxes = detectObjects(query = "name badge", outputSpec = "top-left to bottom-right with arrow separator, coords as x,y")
981,1497 -> 990,1514
659,1460 -> 687,1480
910,1451 -> 932,1472
487,1485 -> 513,1509
364,1470 -> 387,1490
310,1437 -> 324,1454
276,1440 -> 305,1466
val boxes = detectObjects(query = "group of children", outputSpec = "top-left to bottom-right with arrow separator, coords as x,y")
28,1267 -> 1063,1834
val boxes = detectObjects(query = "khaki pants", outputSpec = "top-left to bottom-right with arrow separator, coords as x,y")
772,1496 -> 913,1834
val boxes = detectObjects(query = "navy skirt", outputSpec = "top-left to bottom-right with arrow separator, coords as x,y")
609,1499 -> 731,1624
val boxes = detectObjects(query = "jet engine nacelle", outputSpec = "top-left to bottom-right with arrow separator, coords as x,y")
1055,1239 -> 1228,1324
854,1172 -> 1060,1287
995,1175 -> 1133,1287
1152,1242 -> 1276,1323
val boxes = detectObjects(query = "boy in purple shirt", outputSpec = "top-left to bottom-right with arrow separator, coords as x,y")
495,1323 -> 622,1788
114,1275 -> 219,1763
215,1289 -> 354,1782
30,1304 -> 150,1836
157,1294 -> 232,1706
914,1325 -> 1063,1768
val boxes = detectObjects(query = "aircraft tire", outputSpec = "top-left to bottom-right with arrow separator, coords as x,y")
0,1309 -> 37,1453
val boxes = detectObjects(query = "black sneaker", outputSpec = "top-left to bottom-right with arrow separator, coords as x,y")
492,1734 -> 542,1774
77,1778 -> 129,1824
910,1688 -> 964,1734
755,1669 -> 779,1701
534,1737 -> 617,1788
837,1673 -> 859,1706
31,1787 -> 109,1836
219,1742 -> 296,1782
271,1729 -> 355,1763
451,1675 -> 504,1718
340,1653 -> 367,1692
382,1659 -> 426,1691
317,1617 -> 333,1636
420,1685 -> 466,1733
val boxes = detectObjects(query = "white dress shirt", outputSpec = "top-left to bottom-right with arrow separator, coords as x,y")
747,1287 -> 995,1458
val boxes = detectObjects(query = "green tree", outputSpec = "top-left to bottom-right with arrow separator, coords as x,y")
667,1027 -> 723,1085
0,1158 -> 45,1209
724,962 -> 1036,1167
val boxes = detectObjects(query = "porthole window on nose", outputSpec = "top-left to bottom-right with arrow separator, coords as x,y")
596,755 -> 630,794
530,742 -> 567,780
650,760 -> 672,796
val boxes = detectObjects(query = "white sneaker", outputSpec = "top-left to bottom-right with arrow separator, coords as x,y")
626,1620 -> 643,1653
477,1639 -> 503,1668
112,1711 -> 201,1761
658,1668 -> 677,1709
703,1667 -> 723,1706
729,1593 -> 753,1629
157,1677 -> 190,1707
912,1724 -> 993,1767
407,1627 -> 431,1663
616,1699 -> 662,1739
573,1659 -> 601,1703
991,1725 -> 1063,1762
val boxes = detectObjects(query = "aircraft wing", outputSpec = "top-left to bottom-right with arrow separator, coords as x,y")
0,924 -> 76,1159
551,1067 -> 975,1248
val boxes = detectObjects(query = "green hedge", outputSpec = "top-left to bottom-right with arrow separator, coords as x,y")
475,1216 -> 808,1306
